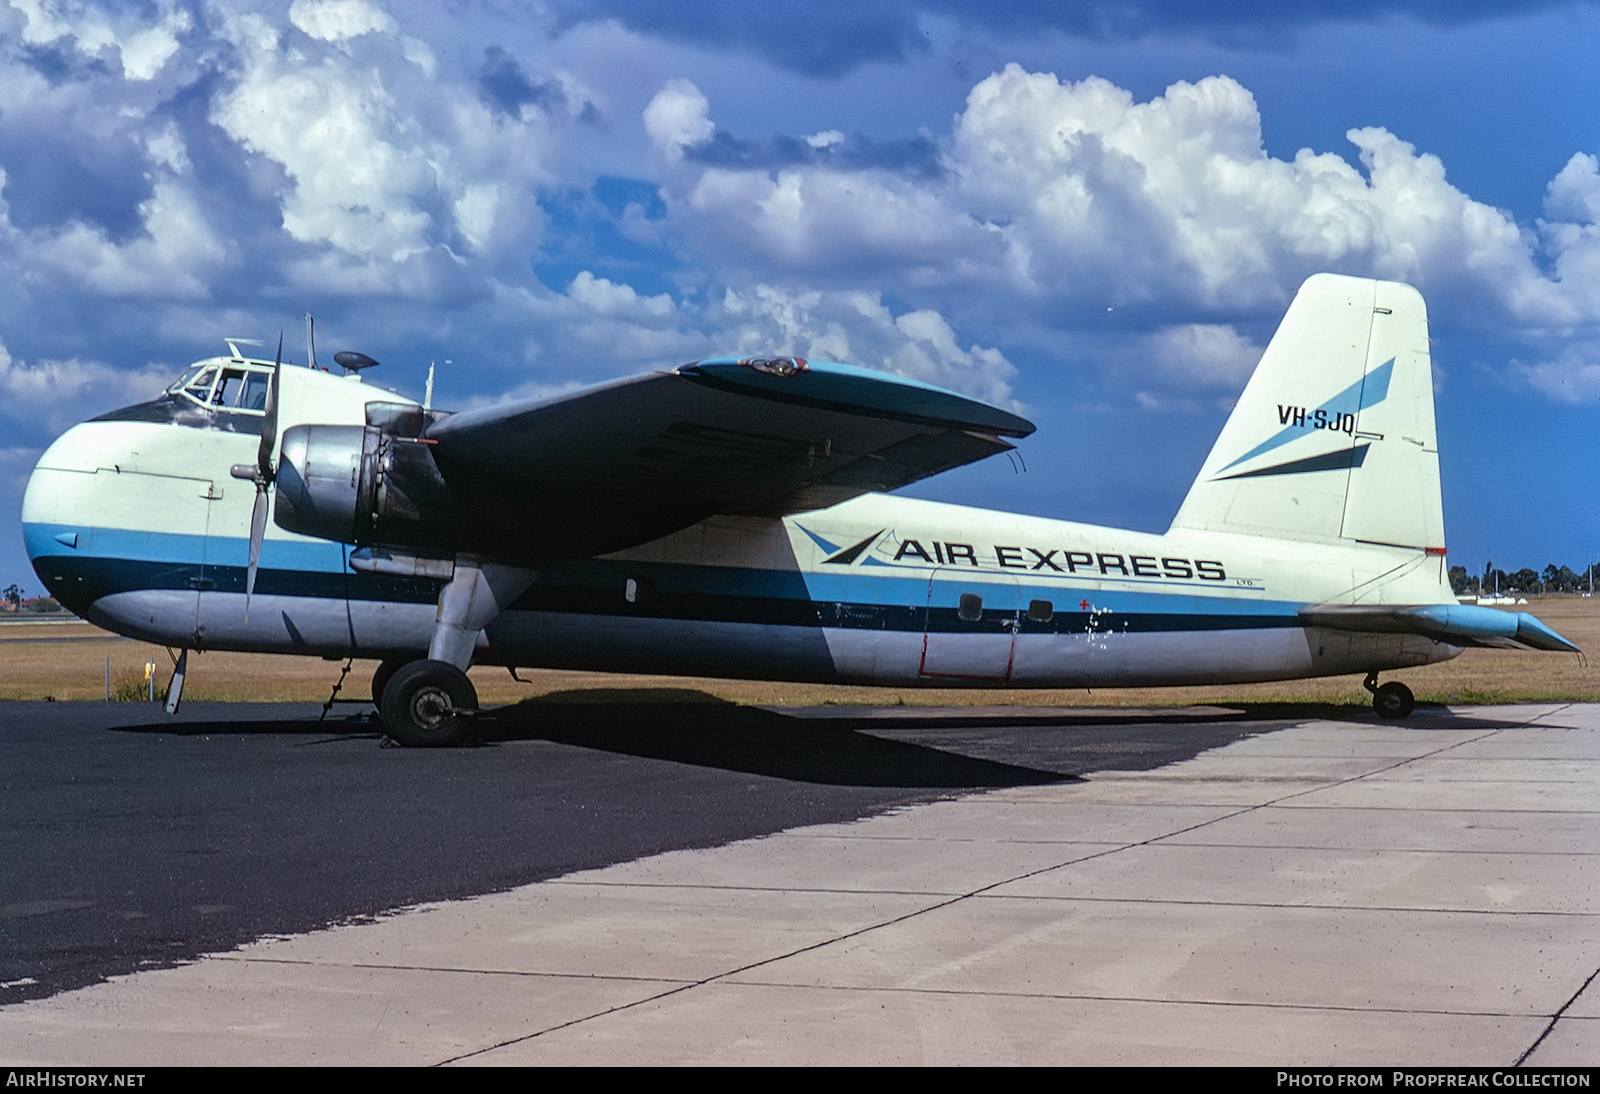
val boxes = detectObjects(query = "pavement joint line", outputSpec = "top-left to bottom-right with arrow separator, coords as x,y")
1514,959 -> 1600,1066
433,980 -> 706,1067
711,979 -> 1557,1020
430,895 -> 973,1066
1131,842 -> 1600,857
1214,805 -> 1600,814
537,877 -> 1600,914
432,800 -> 1192,1063
1108,714 -> 1577,858
690,710 -> 1600,1012
787,721 -> 1437,905
437,748 -> 1376,1058
964,893 -> 1600,917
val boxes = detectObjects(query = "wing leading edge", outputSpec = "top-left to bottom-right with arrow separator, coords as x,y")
415,358 -> 1034,560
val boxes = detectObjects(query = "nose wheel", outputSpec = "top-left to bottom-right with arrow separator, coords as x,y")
379,659 -> 478,747
1363,672 -> 1415,720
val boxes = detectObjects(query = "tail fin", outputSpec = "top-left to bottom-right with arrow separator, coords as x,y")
1170,273 -> 1444,552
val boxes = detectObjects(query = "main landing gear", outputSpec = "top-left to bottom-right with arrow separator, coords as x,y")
1363,671 -> 1415,720
369,556 -> 536,747
374,658 -> 478,747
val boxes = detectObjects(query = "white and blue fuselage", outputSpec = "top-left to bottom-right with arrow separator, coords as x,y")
22,353 -> 1461,690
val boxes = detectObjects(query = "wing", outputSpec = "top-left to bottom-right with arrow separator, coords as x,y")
418,357 -> 1034,559
1300,603 -> 1580,653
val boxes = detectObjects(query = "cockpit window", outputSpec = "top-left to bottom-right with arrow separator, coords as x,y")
167,366 -> 206,394
167,360 -> 274,413
240,371 -> 270,411
183,368 -> 217,403
213,369 -> 246,406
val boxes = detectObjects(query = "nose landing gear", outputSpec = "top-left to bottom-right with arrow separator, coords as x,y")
1363,671 -> 1415,719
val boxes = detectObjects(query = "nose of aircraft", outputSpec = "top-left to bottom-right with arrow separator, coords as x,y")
21,418 -> 169,619
22,424 -> 97,613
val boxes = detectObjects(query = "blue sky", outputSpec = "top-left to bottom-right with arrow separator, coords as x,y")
2,0 -> 1598,591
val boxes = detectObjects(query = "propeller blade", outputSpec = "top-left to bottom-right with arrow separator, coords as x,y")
257,332 -> 282,483
245,478 -> 270,618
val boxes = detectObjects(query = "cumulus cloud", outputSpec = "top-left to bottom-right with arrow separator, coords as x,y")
715,285 -> 1017,405
1143,323 -> 1262,387
1,3 -> 1597,437
484,271 -> 702,370
564,270 -> 676,319
287,0 -> 396,43
643,78 -> 715,160
28,178 -> 225,298
1511,347 -> 1600,404
0,338 -> 170,432
0,2 -> 582,316
1540,153 -> 1600,320
212,53 -> 438,263
10,0 -> 191,81
203,4 -> 591,287
649,66 -> 1594,334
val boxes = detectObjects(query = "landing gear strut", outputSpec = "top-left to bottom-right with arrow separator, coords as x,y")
374,555 -> 535,747
1363,672 -> 1415,720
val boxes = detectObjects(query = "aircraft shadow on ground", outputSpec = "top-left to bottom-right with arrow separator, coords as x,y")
479,690 -> 1069,788
98,692 -> 1545,789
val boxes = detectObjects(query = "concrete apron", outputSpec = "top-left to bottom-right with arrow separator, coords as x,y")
1,703 -> 1597,1066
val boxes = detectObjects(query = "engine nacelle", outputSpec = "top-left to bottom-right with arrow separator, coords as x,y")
276,423 -> 456,547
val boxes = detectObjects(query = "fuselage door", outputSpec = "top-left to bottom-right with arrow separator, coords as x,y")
919,570 -> 1021,681
194,477 -> 222,639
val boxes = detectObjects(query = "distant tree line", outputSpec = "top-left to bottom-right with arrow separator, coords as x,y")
1,582 -> 63,612
1450,562 -> 1600,596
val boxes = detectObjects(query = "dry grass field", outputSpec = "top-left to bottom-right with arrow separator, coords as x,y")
2,597 -> 1596,711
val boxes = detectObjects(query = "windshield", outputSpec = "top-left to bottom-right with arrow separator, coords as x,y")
166,365 -> 206,394
168,361 -> 272,413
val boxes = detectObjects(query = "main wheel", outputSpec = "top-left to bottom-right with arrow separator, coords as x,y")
370,657 -> 408,716
1372,681 -> 1415,720
380,660 -> 478,747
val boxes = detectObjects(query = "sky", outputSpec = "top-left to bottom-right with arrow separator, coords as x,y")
1,0 -> 1598,592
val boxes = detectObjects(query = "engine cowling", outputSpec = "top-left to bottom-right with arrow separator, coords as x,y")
275,423 -> 456,547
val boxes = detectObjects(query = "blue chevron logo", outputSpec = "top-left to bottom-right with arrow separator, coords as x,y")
1217,358 -> 1393,476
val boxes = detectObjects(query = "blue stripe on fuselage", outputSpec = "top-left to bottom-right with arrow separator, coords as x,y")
26,522 -> 348,572
25,522 -> 1304,635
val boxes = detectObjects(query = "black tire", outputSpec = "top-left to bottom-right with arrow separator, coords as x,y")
370,657 -> 409,716
1373,681 -> 1415,720
380,660 -> 478,747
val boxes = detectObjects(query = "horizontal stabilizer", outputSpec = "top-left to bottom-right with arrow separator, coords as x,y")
1300,603 -> 1580,653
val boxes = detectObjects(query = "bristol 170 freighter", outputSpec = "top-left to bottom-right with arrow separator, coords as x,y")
23,274 -> 1577,744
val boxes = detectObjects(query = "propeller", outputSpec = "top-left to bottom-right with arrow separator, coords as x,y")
240,333 -> 282,619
